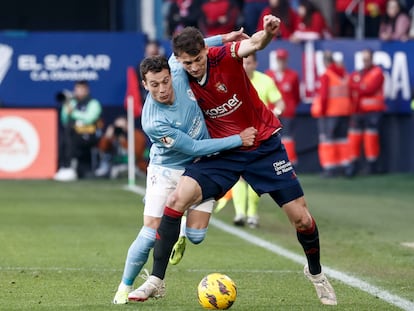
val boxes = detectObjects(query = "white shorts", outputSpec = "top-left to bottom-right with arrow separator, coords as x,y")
143,164 -> 214,218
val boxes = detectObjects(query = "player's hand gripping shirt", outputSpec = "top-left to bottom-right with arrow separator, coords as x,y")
187,42 -> 282,149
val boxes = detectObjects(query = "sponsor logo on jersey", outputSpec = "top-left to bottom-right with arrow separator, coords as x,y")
215,82 -> 227,93
203,94 -> 242,118
0,44 -> 13,85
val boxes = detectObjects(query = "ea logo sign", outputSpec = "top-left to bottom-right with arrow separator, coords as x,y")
0,116 -> 40,172
0,44 -> 13,85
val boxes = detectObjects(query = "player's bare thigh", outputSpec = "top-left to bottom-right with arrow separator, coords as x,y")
167,175 -> 203,213
282,196 -> 313,231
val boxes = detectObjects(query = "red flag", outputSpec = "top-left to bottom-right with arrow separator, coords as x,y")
124,66 -> 142,118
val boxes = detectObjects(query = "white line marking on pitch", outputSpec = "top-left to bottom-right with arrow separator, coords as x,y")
401,242 -> 414,249
126,185 -> 414,311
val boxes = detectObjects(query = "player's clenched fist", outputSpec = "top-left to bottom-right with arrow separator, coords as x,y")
239,126 -> 258,146
263,14 -> 280,36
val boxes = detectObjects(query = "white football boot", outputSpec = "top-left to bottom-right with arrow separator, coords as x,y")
128,270 -> 165,302
304,265 -> 337,305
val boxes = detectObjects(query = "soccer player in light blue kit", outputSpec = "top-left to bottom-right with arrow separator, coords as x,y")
113,31 -> 256,304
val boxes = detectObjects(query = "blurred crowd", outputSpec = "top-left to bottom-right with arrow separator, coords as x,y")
163,0 -> 414,41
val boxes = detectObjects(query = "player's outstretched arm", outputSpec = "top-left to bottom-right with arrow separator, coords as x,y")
237,15 -> 280,58
169,126 -> 258,154
145,122 -> 240,156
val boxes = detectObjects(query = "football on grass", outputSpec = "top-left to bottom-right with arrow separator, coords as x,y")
197,273 -> 237,310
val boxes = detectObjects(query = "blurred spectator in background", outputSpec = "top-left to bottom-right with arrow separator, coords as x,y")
290,0 -> 332,42
199,0 -> 240,36
242,0 -> 269,35
379,0 -> 411,41
144,39 -> 164,58
365,0 -> 387,37
166,0 -> 203,38
347,49 -> 386,176
311,51 -> 353,178
257,0 -> 299,39
335,0 -> 356,37
265,48 -> 300,167
95,116 -> 148,179
54,80 -> 103,181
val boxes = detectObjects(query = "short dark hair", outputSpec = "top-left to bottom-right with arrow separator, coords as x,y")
75,80 -> 89,87
140,55 -> 170,81
172,27 -> 205,57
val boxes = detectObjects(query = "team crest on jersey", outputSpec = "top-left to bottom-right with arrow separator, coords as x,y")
187,88 -> 196,101
215,82 -> 227,93
160,136 -> 175,147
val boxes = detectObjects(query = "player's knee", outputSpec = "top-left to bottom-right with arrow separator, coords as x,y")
292,212 -> 314,231
284,199 -> 313,230
186,227 -> 208,245
166,191 -> 180,208
166,191 -> 190,213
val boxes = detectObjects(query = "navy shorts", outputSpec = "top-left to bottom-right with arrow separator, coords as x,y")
183,133 -> 303,207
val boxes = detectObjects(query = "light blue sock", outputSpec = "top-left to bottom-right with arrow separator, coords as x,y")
121,226 -> 156,286
186,227 -> 208,245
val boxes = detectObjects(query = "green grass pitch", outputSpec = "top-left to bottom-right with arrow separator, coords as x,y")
0,174 -> 413,310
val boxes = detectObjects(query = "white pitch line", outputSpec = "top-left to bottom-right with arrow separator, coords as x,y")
126,185 -> 414,311
401,242 -> 414,249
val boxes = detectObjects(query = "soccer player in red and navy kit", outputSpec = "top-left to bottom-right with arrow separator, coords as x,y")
133,15 -> 337,306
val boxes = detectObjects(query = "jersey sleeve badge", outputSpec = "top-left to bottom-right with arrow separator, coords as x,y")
160,136 -> 175,148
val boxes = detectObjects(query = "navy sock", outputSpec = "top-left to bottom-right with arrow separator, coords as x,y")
297,217 -> 321,275
152,207 -> 183,279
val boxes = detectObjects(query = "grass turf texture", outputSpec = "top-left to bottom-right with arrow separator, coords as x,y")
0,174 -> 413,310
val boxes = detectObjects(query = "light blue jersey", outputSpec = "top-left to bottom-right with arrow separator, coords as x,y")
142,36 -> 242,169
